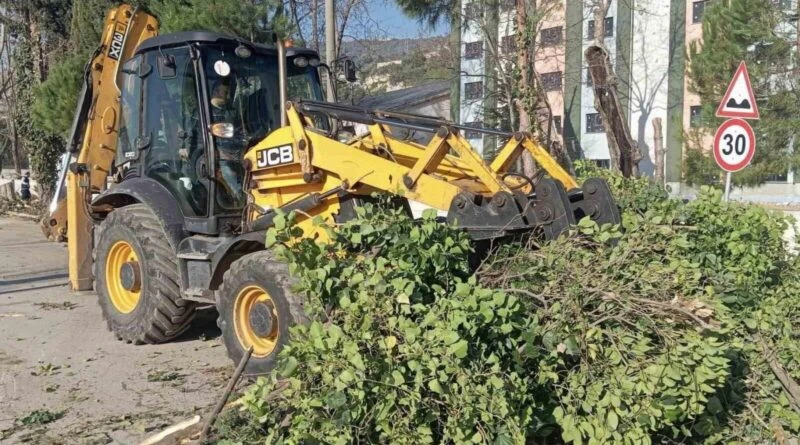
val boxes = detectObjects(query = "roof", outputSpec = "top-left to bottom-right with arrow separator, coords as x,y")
356,81 -> 450,111
135,31 -> 318,58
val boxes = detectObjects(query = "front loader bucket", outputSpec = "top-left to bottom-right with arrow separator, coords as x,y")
446,176 -> 620,241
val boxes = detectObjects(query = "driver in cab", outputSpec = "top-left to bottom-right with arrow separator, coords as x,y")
209,73 -> 245,206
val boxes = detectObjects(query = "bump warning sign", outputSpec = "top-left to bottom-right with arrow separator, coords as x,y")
715,61 -> 759,120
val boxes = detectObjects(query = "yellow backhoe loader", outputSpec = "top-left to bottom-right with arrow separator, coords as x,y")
44,4 -> 620,375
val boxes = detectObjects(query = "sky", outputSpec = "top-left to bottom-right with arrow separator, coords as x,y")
368,1 -> 450,39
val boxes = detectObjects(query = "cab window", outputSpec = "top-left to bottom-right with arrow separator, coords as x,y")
141,47 -> 207,217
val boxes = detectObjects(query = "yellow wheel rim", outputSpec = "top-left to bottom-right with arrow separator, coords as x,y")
105,240 -> 141,314
233,285 -> 279,358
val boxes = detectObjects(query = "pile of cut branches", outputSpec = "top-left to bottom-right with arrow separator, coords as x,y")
216,169 -> 800,444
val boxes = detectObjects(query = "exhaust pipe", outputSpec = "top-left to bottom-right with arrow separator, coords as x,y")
274,33 -> 288,127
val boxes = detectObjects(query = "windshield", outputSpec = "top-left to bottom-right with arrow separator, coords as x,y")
201,45 -> 324,211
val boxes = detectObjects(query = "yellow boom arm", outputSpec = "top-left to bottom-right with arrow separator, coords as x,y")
243,102 -> 615,242
45,5 -> 158,290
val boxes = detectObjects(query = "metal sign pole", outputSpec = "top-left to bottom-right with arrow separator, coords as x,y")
724,171 -> 732,202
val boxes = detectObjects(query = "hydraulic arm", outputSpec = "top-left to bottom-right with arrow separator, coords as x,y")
242,101 -> 620,242
44,5 -> 158,290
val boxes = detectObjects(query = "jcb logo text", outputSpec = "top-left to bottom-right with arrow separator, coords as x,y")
256,145 -> 294,168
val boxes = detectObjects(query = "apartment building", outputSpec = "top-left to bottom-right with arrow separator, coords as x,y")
457,0 -> 796,197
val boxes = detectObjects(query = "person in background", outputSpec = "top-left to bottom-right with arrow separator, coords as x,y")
20,172 -> 31,201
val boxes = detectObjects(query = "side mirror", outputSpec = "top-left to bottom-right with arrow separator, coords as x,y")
157,55 -> 177,79
343,59 -> 357,83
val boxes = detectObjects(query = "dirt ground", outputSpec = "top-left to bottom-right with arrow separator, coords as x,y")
0,217 -> 232,444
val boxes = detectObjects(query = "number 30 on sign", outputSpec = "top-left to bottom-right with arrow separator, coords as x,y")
713,118 -> 756,173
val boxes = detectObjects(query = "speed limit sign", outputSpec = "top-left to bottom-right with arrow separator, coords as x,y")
713,118 -> 755,172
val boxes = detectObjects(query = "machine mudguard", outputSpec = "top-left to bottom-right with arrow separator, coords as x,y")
92,178 -> 186,250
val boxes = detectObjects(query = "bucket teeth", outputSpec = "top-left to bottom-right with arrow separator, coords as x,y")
569,178 -> 621,228
447,177 -> 620,241
522,177 -> 620,240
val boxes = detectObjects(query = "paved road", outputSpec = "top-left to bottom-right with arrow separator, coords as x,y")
0,217 -> 231,444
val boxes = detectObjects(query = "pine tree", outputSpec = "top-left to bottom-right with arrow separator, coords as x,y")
153,0 -> 292,43
687,0 -> 800,186
0,0 -> 71,197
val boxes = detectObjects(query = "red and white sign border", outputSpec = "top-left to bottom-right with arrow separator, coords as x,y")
713,118 -> 756,173
715,61 -> 760,120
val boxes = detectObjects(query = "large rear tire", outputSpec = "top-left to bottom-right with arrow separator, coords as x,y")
94,204 -> 195,344
217,251 -> 307,375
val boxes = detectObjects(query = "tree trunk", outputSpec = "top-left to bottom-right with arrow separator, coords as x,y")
593,0 -> 611,44
0,181 -> 15,200
515,0 -> 536,178
589,0 -> 628,174
10,120 -> 20,174
312,0 -> 319,51
27,10 -> 45,83
652,117 -> 665,186
585,45 -> 638,177
514,99 -> 537,176
531,71 -> 573,173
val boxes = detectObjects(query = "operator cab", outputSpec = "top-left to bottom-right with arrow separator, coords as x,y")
115,32 -> 327,235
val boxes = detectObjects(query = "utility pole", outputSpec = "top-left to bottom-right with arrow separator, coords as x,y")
325,0 -> 335,65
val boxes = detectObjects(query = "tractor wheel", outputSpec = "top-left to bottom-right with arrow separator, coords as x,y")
94,204 -> 195,344
217,251 -> 308,375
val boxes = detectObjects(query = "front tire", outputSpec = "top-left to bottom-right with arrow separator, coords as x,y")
217,251 -> 307,375
94,204 -> 195,344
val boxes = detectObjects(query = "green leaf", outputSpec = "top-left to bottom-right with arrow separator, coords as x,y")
274,213 -> 286,230
448,339 -> 469,359
428,379 -> 443,394
607,410 -> 619,431
392,370 -> 404,385
279,356 -> 298,377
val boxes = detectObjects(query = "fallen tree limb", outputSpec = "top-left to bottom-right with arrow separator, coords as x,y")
758,336 -> 800,415
199,345 -> 253,443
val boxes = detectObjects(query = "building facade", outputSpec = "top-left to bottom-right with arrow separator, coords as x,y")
456,0 -> 798,199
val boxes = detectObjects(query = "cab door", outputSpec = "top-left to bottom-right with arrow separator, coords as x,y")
139,47 -> 209,218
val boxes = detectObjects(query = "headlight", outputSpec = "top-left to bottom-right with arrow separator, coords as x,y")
235,44 -> 252,59
309,57 -> 320,67
293,57 -> 308,68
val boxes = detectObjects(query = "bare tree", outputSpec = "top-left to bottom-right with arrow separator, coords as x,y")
585,0 -> 638,176
457,0 -> 569,173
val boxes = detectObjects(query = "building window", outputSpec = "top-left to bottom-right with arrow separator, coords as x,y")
501,35 -> 516,53
605,17 -> 615,36
465,41 -> 482,60
553,116 -> 563,134
587,17 -> 614,39
464,121 -> 483,139
765,171 -> 789,183
586,113 -> 604,133
464,81 -> 483,100
692,1 -> 706,23
772,0 -> 793,10
586,67 -> 594,86
594,159 -> 611,169
464,2 -> 481,21
540,26 -> 563,46
690,105 -> 702,128
541,71 -> 563,91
